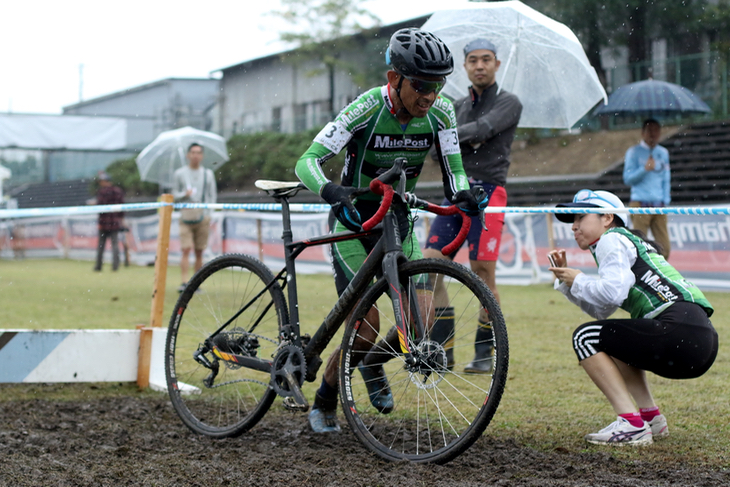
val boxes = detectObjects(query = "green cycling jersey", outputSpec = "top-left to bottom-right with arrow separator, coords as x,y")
295,85 -> 469,202
601,227 -> 713,319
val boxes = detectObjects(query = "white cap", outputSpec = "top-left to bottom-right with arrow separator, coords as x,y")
556,189 -> 628,227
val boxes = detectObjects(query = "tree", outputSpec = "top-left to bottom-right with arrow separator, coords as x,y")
524,0 -> 707,84
103,158 -> 159,197
270,0 -> 382,115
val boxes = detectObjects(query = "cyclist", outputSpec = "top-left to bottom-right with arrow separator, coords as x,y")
549,189 -> 717,445
295,28 -> 488,433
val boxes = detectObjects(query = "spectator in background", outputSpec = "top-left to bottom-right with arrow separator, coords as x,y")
423,38 -> 522,374
623,119 -> 671,259
173,143 -> 217,292
93,171 -> 125,272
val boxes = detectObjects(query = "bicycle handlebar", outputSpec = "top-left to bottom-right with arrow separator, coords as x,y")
361,179 -> 394,231
421,200 -> 472,256
361,179 -> 470,256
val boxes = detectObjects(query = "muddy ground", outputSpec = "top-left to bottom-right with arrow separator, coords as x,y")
1,394 -> 728,487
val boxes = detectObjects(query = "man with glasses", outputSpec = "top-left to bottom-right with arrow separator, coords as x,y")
295,28 -> 487,433
424,38 -> 522,374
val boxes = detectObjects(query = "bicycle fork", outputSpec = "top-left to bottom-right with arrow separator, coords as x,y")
380,212 -> 425,367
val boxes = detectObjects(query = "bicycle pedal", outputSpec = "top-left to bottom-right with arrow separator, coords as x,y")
282,396 -> 309,412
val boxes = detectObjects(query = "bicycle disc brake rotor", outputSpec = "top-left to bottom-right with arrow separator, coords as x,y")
270,344 -> 307,397
408,340 -> 448,390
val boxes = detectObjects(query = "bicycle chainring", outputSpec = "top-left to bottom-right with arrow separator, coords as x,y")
270,344 -> 307,397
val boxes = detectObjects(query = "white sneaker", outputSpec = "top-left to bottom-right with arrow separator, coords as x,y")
584,417 -> 653,446
648,414 -> 669,438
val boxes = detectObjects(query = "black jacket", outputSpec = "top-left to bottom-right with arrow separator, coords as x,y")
452,83 -> 522,187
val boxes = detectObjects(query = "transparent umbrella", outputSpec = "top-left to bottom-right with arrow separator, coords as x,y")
422,0 -> 607,128
136,126 -> 229,188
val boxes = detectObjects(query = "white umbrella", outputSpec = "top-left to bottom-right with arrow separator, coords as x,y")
136,126 -> 229,188
422,0 -> 607,129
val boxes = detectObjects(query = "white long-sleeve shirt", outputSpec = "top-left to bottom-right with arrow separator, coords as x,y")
555,232 -> 638,320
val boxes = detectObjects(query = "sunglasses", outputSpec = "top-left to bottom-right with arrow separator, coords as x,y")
573,189 -> 615,207
403,75 -> 446,95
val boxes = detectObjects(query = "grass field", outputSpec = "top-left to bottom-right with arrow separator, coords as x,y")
1,259 -> 728,468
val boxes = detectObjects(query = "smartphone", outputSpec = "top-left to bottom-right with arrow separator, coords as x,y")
547,253 -> 558,268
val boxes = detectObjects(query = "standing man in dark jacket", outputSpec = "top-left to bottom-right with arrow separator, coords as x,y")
93,171 -> 125,272
424,38 -> 522,374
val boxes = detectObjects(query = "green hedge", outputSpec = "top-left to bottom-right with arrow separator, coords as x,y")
99,157 -> 159,197
216,129 -> 344,191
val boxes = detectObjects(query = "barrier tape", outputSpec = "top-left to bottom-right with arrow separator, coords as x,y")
0,202 -> 169,219
484,206 -> 730,216
2,201 -> 729,220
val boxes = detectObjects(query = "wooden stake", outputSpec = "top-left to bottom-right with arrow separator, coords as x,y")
546,212 -> 556,251
138,194 -> 173,389
136,325 -> 153,389
149,194 -> 174,328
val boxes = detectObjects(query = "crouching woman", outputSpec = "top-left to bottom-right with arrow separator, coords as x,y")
548,189 -> 718,446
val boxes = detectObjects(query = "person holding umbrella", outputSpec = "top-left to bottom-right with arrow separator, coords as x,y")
548,189 -> 717,445
623,119 -> 672,260
173,143 -> 217,292
423,38 -> 522,374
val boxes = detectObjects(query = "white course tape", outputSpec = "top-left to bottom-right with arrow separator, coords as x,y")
483,206 -> 730,216
0,202 -> 169,219
3,202 -> 729,220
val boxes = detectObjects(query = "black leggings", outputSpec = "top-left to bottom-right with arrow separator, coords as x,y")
572,302 -> 718,379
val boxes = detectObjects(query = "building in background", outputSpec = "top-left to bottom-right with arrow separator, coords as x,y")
63,77 -> 220,150
1,78 -> 220,191
211,17 -> 429,138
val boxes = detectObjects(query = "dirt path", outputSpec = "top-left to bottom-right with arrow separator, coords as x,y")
1,395 -> 727,486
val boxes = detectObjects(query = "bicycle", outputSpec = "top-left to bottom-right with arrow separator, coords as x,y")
165,158 -> 509,464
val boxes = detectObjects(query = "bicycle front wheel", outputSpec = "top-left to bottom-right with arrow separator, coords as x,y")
165,254 -> 288,438
339,258 -> 508,463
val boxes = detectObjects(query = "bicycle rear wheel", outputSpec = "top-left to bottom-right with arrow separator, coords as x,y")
165,254 -> 288,438
339,258 -> 508,463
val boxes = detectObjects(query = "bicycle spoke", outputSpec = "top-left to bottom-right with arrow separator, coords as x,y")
340,258 -> 508,463
166,255 -> 288,438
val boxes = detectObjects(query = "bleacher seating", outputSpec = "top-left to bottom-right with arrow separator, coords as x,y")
8,120 -> 730,210
507,119 -> 730,207
9,179 -> 93,209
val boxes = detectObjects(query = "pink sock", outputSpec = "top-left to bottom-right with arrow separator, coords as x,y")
640,406 -> 661,422
619,412 -> 645,428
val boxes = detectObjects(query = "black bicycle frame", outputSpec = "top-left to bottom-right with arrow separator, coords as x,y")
276,191 -> 420,379
206,159 -> 440,388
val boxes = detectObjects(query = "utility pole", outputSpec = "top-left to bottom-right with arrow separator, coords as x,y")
79,63 -> 84,102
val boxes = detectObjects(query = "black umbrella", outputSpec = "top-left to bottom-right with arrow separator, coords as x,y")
594,79 -> 711,117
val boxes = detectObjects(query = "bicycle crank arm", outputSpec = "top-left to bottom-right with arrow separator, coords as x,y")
282,370 -> 309,410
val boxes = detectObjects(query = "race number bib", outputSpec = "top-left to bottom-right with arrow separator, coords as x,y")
314,121 -> 351,154
438,128 -> 460,156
